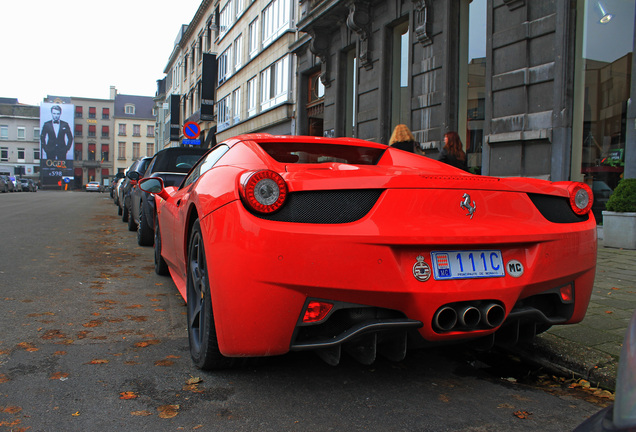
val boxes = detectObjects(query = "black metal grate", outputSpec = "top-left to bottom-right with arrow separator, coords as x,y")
527,193 -> 589,223
250,189 -> 383,224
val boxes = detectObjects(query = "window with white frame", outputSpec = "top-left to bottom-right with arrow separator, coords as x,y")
262,0 -> 290,47
33,127 -> 39,141
17,127 -> 25,140
234,35 -> 243,71
232,88 -> 241,122
235,0 -> 244,18
219,2 -> 232,36
217,95 -> 231,132
247,77 -> 257,117
0,147 -> 8,161
125,104 -> 135,115
33,147 -> 40,160
248,18 -> 259,58
218,48 -> 231,84
0,126 -> 7,140
17,148 -> 25,161
260,55 -> 290,110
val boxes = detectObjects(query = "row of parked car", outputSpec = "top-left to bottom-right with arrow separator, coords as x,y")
0,175 -> 38,192
110,146 -> 207,247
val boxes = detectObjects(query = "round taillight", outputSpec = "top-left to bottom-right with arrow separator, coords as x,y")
242,170 -> 287,213
569,183 -> 593,215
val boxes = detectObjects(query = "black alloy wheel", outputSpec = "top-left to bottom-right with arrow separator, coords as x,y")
186,219 -> 235,370
121,201 -> 129,222
153,219 -> 169,276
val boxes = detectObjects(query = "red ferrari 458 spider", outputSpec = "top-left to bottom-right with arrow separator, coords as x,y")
139,134 -> 597,370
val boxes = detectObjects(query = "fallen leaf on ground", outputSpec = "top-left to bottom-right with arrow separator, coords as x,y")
50,372 -> 69,380
186,376 -> 202,385
154,359 -> 174,367
158,405 -> 179,419
86,359 -> 109,365
135,339 -> 160,348
119,392 -> 138,400
513,410 -> 532,419
131,410 -> 153,416
1,406 -> 22,414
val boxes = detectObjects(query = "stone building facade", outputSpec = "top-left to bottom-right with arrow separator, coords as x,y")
294,0 -> 635,193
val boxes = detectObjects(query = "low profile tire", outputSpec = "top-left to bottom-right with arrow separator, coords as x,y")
121,202 -> 129,222
137,206 -> 154,246
127,206 -> 137,231
187,219 -> 235,370
153,220 -> 169,276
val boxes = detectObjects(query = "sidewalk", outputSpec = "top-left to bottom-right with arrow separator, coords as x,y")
516,227 -> 636,391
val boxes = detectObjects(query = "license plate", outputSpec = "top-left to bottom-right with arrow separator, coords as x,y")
431,250 -> 505,280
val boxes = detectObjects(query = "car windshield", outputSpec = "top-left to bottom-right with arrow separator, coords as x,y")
259,142 -> 385,165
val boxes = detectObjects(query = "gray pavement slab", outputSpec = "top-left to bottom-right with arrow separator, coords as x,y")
517,227 -> 636,391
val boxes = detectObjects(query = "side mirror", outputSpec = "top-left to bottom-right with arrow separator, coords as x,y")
138,177 -> 170,201
127,171 -> 140,181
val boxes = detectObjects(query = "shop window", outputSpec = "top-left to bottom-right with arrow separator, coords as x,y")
459,0 -> 486,175
390,21 -> 409,131
573,0 -> 634,199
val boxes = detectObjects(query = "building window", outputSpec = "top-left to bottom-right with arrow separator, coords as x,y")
125,104 -> 135,115
88,143 -> 96,161
146,142 -> 154,157
235,0 -> 244,18
101,144 -> 109,162
262,0 -> 290,47
218,48 -> 231,84
0,147 -> 8,161
89,107 -> 96,118
146,125 -> 155,137
248,18 -> 259,58
75,106 -> 83,118
17,148 -> 25,161
118,142 -> 126,160
33,147 -> 40,161
102,108 -> 110,119
247,77 -> 257,117
572,1 -> 635,206
118,124 -> 126,136
75,124 -> 83,137
132,142 -> 140,159
217,95 -> 231,132
345,49 -> 357,137
219,1 -> 232,36
234,35 -> 243,71
75,143 -> 82,160
33,127 -> 40,141
88,125 -> 96,137
390,21 -> 409,132
133,124 -> 141,137
232,88 -> 241,123
102,126 -> 109,138
260,55 -> 290,110
0,125 -> 7,140
458,0 -> 486,175
17,127 -> 25,140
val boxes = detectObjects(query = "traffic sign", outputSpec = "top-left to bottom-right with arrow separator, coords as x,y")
183,139 -> 201,145
183,121 -> 200,139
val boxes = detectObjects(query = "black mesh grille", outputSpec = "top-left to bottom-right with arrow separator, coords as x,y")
251,189 -> 383,223
527,193 -> 589,223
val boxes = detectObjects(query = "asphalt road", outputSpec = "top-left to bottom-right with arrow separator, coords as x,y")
0,190 -> 603,431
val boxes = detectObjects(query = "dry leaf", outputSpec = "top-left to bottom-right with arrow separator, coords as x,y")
513,410 -> 532,419
154,359 -> 174,367
87,359 -> 109,365
131,410 -> 153,416
158,405 -> 179,419
134,339 -> 160,348
50,372 -> 69,380
119,391 -> 138,400
186,376 -> 202,385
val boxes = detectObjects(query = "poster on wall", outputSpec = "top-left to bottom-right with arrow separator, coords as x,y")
40,102 -> 74,186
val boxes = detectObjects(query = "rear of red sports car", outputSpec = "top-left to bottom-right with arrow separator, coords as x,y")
154,135 -> 597,368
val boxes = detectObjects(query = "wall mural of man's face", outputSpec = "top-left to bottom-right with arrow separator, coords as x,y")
51,108 -> 61,122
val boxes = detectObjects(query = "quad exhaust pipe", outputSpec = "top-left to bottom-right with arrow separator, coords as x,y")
433,302 -> 505,333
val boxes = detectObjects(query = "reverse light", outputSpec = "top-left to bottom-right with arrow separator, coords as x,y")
568,183 -> 593,215
303,301 -> 333,323
242,170 -> 287,214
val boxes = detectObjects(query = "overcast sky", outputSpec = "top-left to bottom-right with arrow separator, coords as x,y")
1,0 -> 203,106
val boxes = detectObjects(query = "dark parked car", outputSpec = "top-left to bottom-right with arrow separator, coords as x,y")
0,176 -> 8,193
118,157 -> 152,222
128,147 -> 207,244
0,175 -> 15,192
19,178 -> 37,192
